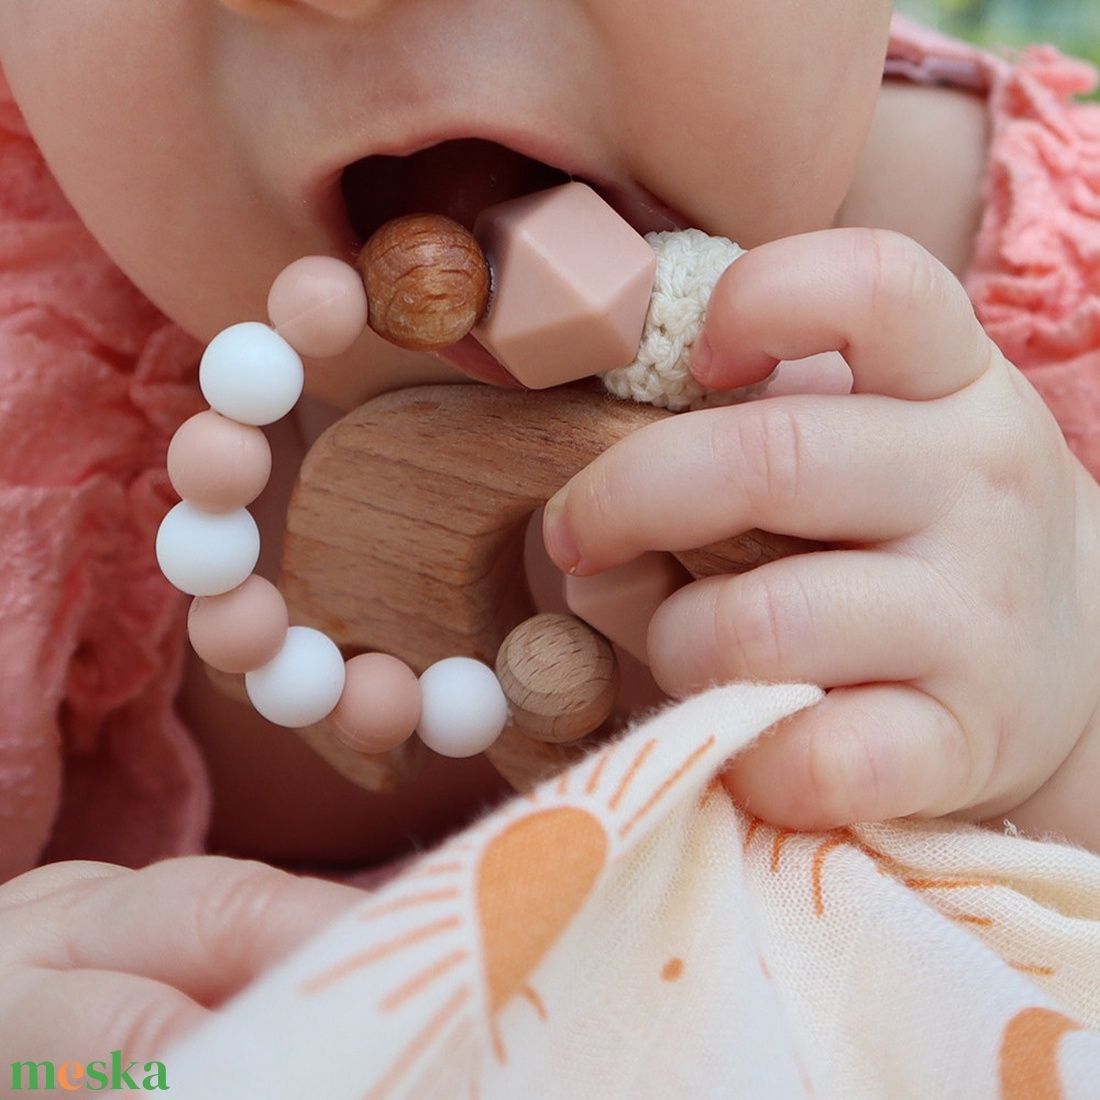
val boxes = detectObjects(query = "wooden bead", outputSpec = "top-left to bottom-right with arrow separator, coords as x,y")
495,612 -> 618,743
356,214 -> 490,352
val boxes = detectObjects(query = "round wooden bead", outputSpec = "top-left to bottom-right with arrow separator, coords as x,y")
155,502 -> 260,597
199,322 -> 304,426
245,625 -> 347,728
329,652 -> 422,754
167,410 -> 272,512
187,574 -> 289,674
417,656 -> 508,757
267,256 -> 369,359
495,612 -> 619,743
357,214 -> 490,352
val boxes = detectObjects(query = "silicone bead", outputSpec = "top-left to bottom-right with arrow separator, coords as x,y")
245,625 -> 347,728
199,322 -> 304,426
267,256 -> 369,359
417,656 -> 509,758
155,502 -> 260,597
167,410 -> 272,512
187,574 -> 289,674
329,652 -> 422,754
472,182 -> 657,388
565,552 -> 690,665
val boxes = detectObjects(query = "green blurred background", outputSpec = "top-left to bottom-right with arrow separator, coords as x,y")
897,0 -> 1100,81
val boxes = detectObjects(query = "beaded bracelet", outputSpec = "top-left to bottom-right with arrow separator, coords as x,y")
156,181 -> 743,762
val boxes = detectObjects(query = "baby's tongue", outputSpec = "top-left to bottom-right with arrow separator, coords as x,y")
343,139 -> 567,240
408,140 -> 570,229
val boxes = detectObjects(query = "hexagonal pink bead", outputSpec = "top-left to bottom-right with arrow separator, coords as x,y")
472,182 -> 656,389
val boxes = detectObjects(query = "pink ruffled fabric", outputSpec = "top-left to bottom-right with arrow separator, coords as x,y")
0,77 -> 209,880
890,16 -> 1100,480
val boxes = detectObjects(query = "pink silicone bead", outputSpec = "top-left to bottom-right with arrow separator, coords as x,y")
472,182 -> 657,388
187,574 -> 290,674
167,410 -> 272,512
329,652 -> 423,754
267,256 -> 369,359
565,552 -> 690,665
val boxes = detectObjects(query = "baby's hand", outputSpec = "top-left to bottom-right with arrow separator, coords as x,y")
544,229 -> 1100,845
0,857 -> 361,1076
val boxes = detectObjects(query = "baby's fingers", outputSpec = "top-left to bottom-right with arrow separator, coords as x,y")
722,684 -> 974,829
647,551 -> 946,698
543,392 -> 955,574
0,968 -> 206,1076
0,856 -> 362,1006
694,228 -> 995,399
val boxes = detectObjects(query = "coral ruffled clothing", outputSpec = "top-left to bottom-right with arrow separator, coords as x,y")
0,19 -> 1098,878
0,77 -> 208,879
889,16 -> 1100,479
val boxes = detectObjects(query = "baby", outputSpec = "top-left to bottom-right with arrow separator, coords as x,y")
1,0 -> 1099,1075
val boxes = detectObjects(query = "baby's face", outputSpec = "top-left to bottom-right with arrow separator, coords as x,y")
0,0 -> 892,407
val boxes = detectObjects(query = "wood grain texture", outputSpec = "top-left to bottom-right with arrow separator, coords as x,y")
278,384 -> 820,791
495,612 -> 619,744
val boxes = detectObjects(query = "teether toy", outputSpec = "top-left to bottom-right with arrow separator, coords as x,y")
355,181 -> 658,390
157,181 -> 812,791
356,180 -> 748,405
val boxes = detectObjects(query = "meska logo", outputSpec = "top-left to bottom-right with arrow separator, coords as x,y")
10,1051 -> 168,1091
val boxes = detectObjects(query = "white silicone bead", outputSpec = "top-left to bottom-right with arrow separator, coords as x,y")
199,322 -> 304,426
155,502 -> 260,597
245,626 -> 347,728
417,656 -> 509,758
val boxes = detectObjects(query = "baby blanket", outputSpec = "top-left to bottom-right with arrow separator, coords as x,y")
165,681 -> 1100,1099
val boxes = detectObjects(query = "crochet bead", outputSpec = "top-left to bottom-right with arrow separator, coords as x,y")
187,574 -> 289,674
417,656 -> 509,758
357,214 -> 490,351
167,410 -> 272,512
155,502 -> 260,597
267,256 -> 369,359
245,625 -> 347,728
329,652 -> 423,754
199,322 -> 304,426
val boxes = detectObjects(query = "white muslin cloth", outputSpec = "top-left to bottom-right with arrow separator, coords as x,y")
166,682 -> 1100,1098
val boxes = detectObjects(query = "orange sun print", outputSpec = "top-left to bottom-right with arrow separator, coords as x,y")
294,725 -> 727,1099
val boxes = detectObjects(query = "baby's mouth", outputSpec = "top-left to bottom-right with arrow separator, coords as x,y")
340,139 -> 688,385
341,137 -> 688,246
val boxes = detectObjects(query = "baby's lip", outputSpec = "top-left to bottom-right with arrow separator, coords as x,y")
432,335 -> 524,388
591,180 -> 690,235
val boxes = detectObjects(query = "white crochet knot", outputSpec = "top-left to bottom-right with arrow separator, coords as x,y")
601,228 -> 767,411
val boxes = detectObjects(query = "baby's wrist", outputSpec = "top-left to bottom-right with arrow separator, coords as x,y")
982,466 -> 1100,850
991,698 -> 1100,852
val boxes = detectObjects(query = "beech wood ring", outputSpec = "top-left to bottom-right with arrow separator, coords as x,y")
265,384 -> 819,793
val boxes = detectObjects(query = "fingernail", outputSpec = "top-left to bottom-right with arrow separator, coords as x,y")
690,330 -> 714,383
542,491 -> 582,574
